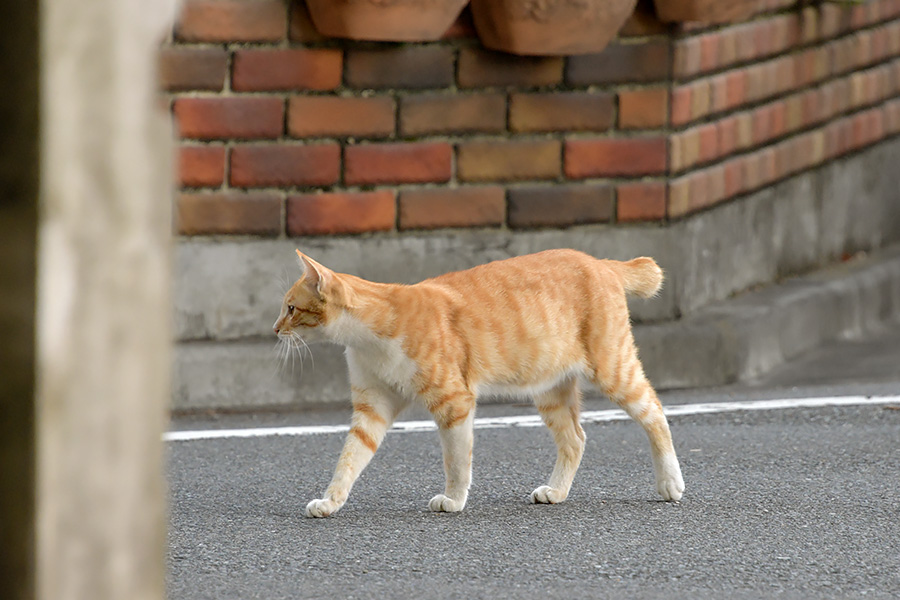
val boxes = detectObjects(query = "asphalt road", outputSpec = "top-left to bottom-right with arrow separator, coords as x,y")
167,325 -> 900,600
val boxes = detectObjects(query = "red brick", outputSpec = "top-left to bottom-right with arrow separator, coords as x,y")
801,90 -> 822,127
346,46 -> 454,89
774,139 -> 796,177
709,74 -> 729,114
287,191 -> 395,236
158,46 -> 227,92
289,96 -> 395,138
708,165 -> 726,206
683,128 -> 701,169
734,23 -> 757,62
785,94 -> 804,133
831,79 -> 852,116
690,80 -> 711,121
398,187 -> 505,230
230,144 -> 340,187
687,171 -> 710,213
742,152 -> 763,192
752,105 -> 773,145
770,102 -> 787,139
565,138 -> 668,178
616,182 -> 667,222
889,22 -> 900,57
671,129 -> 690,173
718,26 -> 739,67
232,49 -> 342,92
717,116 -> 739,157
508,185 -> 614,229
345,142 -> 452,185
178,145 -> 225,188
175,0 -> 286,42
735,112 -> 754,150
774,56 -> 795,97
700,33 -> 720,73
799,6 -> 818,44
457,140 -> 561,182
770,14 -> 798,54
820,2 -> 851,40
870,26 -> 889,62
697,123 -> 719,164
886,99 -> 900,136
667,175 -> 690,218
759,147 -> 778,186
509,92 -> 615,133
177,191 -> 282,236
723,158 -> 744,198
752,20 -> 773,58
458,48 -> 563,88
173,97 -> 283,140
566,41 -> 670,85
618,88 -> 669,129
670,86 -> 693,126
399,93 -> 506,136
726,70 -> 748,109
674,38 -> 702,78
745,64 -> 767,103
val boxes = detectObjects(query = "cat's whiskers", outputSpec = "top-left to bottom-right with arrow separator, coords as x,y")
291,331 -> 314,372
272,330 -> 314,377
273,334 -> 295,375
274,337 -> 288,374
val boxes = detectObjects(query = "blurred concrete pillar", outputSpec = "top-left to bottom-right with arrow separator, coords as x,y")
0,1 -> 39,598
37,0 -> 177,598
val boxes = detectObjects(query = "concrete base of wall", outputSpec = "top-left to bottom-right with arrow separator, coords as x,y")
172,137 -> 900,412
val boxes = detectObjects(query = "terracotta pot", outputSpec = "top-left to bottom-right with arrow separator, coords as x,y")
306,0 -> 470,42
652,0 -> 762,23
470,0 -> 638,56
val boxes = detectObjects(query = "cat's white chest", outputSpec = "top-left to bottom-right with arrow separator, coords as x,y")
326,313 -> 419,396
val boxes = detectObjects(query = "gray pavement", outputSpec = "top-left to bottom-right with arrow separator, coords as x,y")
167,321 -> 900,599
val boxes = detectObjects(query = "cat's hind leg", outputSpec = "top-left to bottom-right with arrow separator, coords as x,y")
427,392 -> 476,513
592,337 -> 684,501
305,386 -> 405,517
531,378 -> 586,504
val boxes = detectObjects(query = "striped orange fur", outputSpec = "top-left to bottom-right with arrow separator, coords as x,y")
273,248 -> 684,517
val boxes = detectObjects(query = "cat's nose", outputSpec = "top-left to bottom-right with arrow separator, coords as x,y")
273,325 -> 280,335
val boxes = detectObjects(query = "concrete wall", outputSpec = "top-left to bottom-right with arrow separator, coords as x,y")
172,137 -> 900,410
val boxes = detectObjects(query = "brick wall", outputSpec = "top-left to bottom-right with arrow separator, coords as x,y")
161,0 -> 900,237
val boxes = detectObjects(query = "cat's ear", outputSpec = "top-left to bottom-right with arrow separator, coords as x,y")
296,249 -> 332,297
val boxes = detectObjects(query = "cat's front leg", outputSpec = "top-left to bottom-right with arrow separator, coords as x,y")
428,398 -> 475,513
305,386 -> 403,518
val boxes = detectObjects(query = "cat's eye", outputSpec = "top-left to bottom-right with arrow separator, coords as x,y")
287,305 -> 294,314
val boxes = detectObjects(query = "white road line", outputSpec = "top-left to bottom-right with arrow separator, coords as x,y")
164,394 -> 900,443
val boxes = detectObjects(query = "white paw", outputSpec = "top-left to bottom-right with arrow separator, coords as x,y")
305,498 -> 339,518
428,494 -> 465,513
655,457 -> 685,502
530,485 -> 566,504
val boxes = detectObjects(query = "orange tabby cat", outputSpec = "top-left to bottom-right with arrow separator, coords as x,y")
274,249 -> 684,517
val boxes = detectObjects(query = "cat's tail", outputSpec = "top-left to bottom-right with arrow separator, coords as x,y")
617,257 -> 663,298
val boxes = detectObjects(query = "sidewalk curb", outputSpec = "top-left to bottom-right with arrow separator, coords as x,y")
635,244 -> 900,390
173,244 -> 900,412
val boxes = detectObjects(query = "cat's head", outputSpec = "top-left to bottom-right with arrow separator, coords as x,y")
273,250 -> 338,340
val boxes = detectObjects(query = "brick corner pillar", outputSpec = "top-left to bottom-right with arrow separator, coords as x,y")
37,0 -> 178,598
